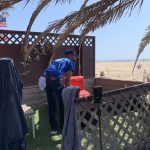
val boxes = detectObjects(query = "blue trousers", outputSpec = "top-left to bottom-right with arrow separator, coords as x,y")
45,75 -> 64,131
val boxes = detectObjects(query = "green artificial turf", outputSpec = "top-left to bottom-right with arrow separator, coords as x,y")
26,108 -> 62,150
26,108 -> 146,150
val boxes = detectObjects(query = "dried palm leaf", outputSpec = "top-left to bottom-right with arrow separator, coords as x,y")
23,0 -> 144,60
22,0 -> 51,56
22,0 -> 77,59
80,0 -> 89,10
0,0 -> 22,11
133,25 -> 150,72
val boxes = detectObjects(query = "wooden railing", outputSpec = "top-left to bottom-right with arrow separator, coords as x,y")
76,83 -> 150,150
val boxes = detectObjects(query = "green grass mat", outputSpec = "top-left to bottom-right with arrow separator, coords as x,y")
26,108 -> 62,150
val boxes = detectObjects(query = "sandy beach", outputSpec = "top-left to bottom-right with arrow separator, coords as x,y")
95,60 -> 150,82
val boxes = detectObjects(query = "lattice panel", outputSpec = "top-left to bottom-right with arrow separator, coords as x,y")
83,37 -> 95,47
0,31 -> 94,47
0,33 -> 25,44
76,101 -> 100,150
62,37 -> 79,46
76,83 -> 150,150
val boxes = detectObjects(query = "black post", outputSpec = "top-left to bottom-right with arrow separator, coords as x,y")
93,86 -> 103,150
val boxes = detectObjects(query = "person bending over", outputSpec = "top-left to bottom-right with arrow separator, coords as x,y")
44,49 -> 78,135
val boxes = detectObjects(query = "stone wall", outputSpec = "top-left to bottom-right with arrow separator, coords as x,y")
84,78 -> 95,93
23,85 -> 47,109
23,78 -> 142,109
23,78 -> 95,109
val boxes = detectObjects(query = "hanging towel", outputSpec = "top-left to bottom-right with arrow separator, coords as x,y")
61,86 -> 81,150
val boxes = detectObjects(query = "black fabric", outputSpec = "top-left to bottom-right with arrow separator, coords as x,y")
46,75 -> 64,90
45,75 -> 64,130
0,58 -> 28,150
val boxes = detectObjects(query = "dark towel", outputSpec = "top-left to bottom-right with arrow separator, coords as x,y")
0,58 -> 28,150
61,86 -> 81,150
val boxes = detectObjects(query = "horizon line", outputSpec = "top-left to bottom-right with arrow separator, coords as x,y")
96,59 -> 150,62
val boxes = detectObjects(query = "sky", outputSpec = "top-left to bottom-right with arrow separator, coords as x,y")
1,0 -> 150,61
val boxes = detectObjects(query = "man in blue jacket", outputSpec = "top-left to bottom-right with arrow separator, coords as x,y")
44,49 -> 78,135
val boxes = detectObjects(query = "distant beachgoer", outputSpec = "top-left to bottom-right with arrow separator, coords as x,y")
44,49 -> 78,135
137,64 -> 142,70
0,58 -> 28,150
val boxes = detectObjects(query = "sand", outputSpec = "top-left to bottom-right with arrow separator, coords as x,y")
95,60 -> 150,81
